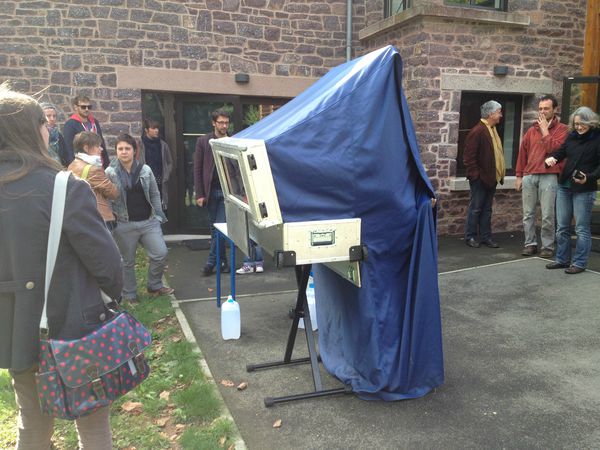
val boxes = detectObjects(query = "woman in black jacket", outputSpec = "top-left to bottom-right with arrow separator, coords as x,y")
0,84 -> 122,449
545,106 -> 600,274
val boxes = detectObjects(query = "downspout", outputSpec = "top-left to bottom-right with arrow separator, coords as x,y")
346,0 -> 352,62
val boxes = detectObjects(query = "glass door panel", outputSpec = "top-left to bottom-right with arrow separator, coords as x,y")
180,100 -> 234,232
562,77 -> 600,121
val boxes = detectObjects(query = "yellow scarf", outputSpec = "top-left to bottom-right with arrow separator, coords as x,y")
481,118 -> 505,183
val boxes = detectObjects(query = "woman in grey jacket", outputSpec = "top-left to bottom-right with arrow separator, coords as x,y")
106,134 -> 174,302
0,85 -> 123,448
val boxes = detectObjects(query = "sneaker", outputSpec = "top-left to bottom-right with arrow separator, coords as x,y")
202,264 -> 214,276
220,261 -> 231,273
255,263 -> 264,273
147,286 -> 175,297
236,264 -> 254,274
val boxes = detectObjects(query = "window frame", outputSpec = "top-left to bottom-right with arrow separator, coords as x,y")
456,92 -> 523,178
384,0 -> 411,18
444,0 -> 508,12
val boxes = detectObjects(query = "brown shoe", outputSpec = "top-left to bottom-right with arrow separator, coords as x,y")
521,246 -> 537,256
147,286 -> 175,296
538,248 -> 554,258
565,266 -> 585,274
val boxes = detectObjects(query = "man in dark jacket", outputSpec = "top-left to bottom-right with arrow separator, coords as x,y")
463,100 -> 505,248
194,109 -> 231,276
63,95 -> 109,168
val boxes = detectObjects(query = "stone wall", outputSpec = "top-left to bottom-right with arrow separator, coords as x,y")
0,0 -> 365,142
360,0 -> 586,235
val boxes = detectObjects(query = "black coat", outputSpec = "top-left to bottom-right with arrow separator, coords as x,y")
551,129 -> 600,192
0,165 -> 123,370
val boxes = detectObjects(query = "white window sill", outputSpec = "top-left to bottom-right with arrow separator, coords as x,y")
449,176 -> 517,191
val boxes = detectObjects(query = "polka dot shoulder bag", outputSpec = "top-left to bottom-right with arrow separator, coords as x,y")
35,171 -> 152,420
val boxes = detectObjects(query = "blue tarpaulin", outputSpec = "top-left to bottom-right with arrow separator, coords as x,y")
236,45 -> 444,400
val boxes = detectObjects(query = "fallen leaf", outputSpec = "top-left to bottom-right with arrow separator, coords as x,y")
208,288 -> 214,292
169,434 -> 178,441
227,445 -> 235,450
121,401 -> 143,414
237,381 -> 248,391
220,379 -> 235,387
159,390 -> 170,401
273,418 -> 282,428
156,317 -> 167,324
218,436 -> 226,447
175,424 -> 186,431
155,417 -> 169,427
121,447 -> 137,450
171,336 -> 182,343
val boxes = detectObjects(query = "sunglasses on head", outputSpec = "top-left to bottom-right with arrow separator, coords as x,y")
78,104 -> 92,110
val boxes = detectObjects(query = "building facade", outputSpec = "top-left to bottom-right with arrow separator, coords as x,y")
1,0 -> 597,234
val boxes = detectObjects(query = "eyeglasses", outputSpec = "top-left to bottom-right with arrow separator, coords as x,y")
574,122 -> 588,128
215,121 -> 229,125
77,104 -> 92,110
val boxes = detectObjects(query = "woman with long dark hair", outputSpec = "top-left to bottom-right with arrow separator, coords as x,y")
0,84 -> 122,448
545,106 -> 600,274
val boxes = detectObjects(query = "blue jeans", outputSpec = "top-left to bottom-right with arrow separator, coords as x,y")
465,179 -> 496,241
243,241 -> 263,265
555,186 -> 596,268
113,217 -> 168,299
207,188 -> 226,267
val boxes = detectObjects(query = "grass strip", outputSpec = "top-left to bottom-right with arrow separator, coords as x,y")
0,251 -> 237,449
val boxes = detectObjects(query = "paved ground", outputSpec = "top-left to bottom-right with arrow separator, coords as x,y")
166,232 -> 600,449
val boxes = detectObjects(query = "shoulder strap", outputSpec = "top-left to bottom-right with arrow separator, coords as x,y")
81,164 -> 92,181
39,171 -> 70,335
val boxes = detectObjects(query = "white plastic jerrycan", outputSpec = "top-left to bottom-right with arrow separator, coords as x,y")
299,273 -> 318,331
221,295 -> 241,340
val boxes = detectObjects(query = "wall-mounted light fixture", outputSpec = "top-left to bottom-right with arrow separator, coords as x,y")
493,65 -> 508,76
235,73 -> 250,84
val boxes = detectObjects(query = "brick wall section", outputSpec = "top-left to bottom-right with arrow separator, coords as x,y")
0,0 -> 365,142
361,0 -> 586,236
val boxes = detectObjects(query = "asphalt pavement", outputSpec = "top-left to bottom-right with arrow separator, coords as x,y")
165,232 -> 600,450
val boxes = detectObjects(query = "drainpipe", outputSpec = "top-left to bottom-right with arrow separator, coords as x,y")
346,0 -> 352,61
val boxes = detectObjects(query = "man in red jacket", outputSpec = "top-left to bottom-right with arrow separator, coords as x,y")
515,95 -> 568,258
463,100 -> 505,248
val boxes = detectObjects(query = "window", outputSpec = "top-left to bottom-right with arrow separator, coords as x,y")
456,92 -> 523,177
445,0 -> 507,11
384,0 -> 411,18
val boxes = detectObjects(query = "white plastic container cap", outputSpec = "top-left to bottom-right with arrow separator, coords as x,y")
221,295 -> 241,340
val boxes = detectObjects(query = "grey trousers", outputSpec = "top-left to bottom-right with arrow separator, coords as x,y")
113,217 -> 168,299
522,174 -> 558,250
11,366 -> 112,450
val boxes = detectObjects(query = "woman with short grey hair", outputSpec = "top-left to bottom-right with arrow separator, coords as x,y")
545,106 -> 600,274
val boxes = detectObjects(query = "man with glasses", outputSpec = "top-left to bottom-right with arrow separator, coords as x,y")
63,95 -> 109,168
194,109 -> 231,276
515,94 -> 568,258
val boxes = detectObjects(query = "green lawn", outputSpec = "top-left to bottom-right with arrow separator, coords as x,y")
0,252 -> 237,450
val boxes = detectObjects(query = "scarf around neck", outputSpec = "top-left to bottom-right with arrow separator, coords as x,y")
481,118 -> 505,183
76,152 -> 102,167
117,159 -> 142,191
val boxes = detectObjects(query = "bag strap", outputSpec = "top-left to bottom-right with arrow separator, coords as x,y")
80,164 -> 92,181
40,171 -> 70,336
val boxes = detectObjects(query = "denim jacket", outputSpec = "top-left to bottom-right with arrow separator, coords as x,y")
106,160 -> 167,224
